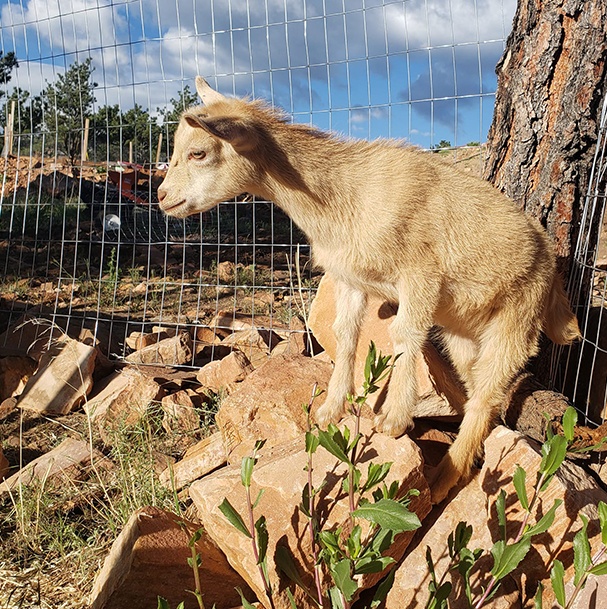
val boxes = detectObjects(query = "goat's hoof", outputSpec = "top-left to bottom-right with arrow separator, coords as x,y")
428,457 -> 461,504
373,413 -> 414,438
315,402 -> 343,429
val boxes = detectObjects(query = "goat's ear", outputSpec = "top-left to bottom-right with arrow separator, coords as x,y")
184,113 -> 257,152
195,76 -> 226,105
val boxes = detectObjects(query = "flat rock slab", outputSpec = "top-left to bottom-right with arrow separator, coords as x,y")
190,417 -> 431,609
160,432 -> 227,491
215,354 -> 333,463
0,437 -> 106,495
386,426 -> 607,609
17,337 -> 97,415
84,367 -> 162,438
196,350 -> 254,394
125,331 -> 193,366
89,506 -> 254,609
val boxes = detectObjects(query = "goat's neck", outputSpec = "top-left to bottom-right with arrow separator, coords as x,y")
252,128 -> 355,241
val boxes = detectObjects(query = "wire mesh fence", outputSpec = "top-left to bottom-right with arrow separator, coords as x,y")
551,93 -> 607,426
0,0 -> 517,368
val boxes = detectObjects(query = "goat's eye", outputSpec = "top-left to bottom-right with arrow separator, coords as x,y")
188,150 -> 206,161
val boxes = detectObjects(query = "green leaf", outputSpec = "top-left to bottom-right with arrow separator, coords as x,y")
550,559 -> 566,607
236,587 -> 258,609
533,581 -> 544,609
286,587 -> 299,609
362,462 -> 393,493
188,527 -> 203,547
490,537 -> 532,580
331,559 -> 358,601
599,501 -> 607,545
318,530 -> 343,557
317,425 -> 351,464
347,525 -> 362,559
275,545 -> 314,597
562,407 -> 577,442
540,435 -> 568,477
157,598 -> 171,609
354,555 -> 395,575
513,465 -> 529,511
370,568 -> 396,608
255,515 -> 269,565
448,522 -> 473,558
352,498 -> 422,533
218,498 -> 252,538
328,586 -> 345,609
241,456 -> 255,488
306,430 -> 320,454
252,488 -> 265,510
427,582 -> 452,609
589,560 -> 607,576
573,514 -> 591,586
496,489 -> 507,541
525,499 -> 562,537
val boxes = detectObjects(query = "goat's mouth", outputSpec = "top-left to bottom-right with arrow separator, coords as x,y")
160,199 -> 188,217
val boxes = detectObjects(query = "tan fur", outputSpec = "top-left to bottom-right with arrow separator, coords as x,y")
158,77 -> 581,503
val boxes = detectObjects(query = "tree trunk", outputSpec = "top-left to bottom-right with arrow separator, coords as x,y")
483,0 -> 607,276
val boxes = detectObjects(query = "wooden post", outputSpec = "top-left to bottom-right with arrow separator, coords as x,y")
81,117 -> 90,162
155,132 -> 163,166
129,140 -> 133,164
4,101 -> 15,157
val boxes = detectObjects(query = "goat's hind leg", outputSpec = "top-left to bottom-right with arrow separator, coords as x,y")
430,312 -> 538,503
316,280 -> 368,427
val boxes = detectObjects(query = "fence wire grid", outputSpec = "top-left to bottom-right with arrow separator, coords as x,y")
1,0 -> 605,422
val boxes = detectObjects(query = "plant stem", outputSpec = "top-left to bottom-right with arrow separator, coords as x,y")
475,472 -> 549,609
189,542 -> 206,609
246,484 -> 275,609
566,545 -> 607,609
305,383 -> 325,607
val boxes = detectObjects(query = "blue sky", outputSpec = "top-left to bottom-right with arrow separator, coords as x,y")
0,0 -> 516,148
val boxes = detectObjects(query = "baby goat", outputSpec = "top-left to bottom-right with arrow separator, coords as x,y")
158,77 -> 580,503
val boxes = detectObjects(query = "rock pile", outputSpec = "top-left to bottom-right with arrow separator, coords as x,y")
1,274 -> 606,608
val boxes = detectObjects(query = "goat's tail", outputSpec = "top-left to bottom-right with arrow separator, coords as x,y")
543,275 -> 582,345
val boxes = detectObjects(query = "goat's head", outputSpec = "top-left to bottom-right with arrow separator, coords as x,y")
157,77 -> 261,219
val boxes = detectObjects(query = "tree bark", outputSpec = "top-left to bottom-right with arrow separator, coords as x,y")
483,0 -> 607,275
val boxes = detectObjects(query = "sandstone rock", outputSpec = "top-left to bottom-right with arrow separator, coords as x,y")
0,316 -> 65,360
161,390 -> 200,435
89,506 -> 254,609
308,273 -> 465,417
125,330 -> 175,351
220,328 -> 281,368
190,417 -> 431,609
196,325 -> 225,344
386,426 -> 607,609
0,397 -> 18,420
0,437 -> 106,495
160,432 -> 227,491
84,367 -> 162,437
18,337 -> 97,415
124,331 -> 193,366
215,354 -> 333,463
196,350 -> 254,394
0,355 -> 37,401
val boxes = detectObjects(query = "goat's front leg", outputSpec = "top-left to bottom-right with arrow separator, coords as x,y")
375,274 -> 438,437
316,281 -> 368,428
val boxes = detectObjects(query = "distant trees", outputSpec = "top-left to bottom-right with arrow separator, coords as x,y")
1,55 -> 199,165
42,58 -> 97,164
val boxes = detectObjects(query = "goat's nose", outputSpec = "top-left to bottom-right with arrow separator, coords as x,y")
157,186 -> 167,203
